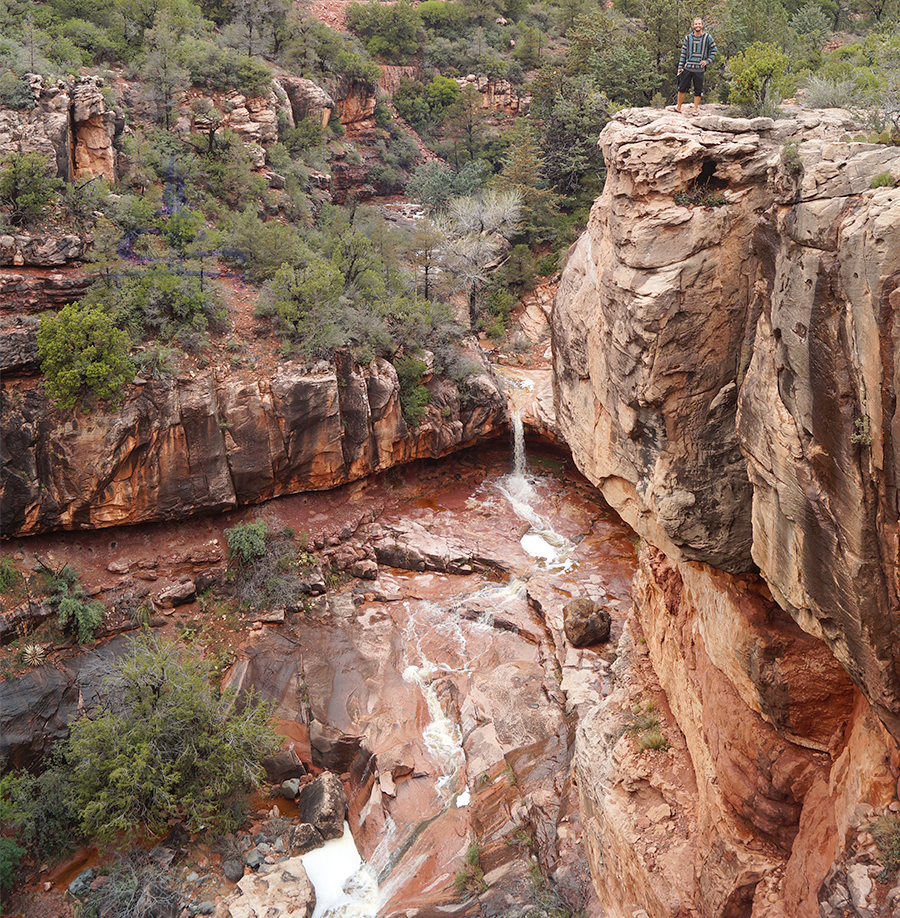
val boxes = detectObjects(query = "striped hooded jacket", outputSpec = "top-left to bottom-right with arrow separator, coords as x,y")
678,31 -> 717,72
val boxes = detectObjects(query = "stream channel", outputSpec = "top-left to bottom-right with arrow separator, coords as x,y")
8,427 -> 637,918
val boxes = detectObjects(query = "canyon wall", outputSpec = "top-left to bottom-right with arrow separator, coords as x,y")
555,108 -> 900,917
0,354 -> 507,537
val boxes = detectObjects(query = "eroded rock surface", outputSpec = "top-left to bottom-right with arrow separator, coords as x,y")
559,107 -> 900,918
553,108 -> 780,572
0,354 -> 507,536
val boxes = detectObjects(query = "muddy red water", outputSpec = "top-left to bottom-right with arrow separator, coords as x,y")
3,442 -> 636,917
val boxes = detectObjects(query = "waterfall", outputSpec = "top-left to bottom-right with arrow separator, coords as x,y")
512,409 -> 527,480
499,410 -> 574,572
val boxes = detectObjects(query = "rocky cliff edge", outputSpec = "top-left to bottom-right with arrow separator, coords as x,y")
1,353 -> 507,537
555,107 -> 900,918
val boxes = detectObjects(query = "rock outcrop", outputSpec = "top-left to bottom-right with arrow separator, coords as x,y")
0,355 -> 507,537
457,74 -> 531,116
0,75 -> 120,182
557,107 -> 900,918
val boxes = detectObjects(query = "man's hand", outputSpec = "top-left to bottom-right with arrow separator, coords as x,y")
701,60 -> 707,67
678,68 -> 683,74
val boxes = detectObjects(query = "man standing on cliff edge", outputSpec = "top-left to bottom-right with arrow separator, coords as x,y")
675,18 -> 717,115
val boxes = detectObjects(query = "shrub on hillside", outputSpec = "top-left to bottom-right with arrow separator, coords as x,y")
347,0 -> 423,63
726,42 -> 790,117
0,152 -> 62,227
225,519 -> 320,612
0,71 -> 34,109
395,354 -> 431,426
38,303 -> 135,411
65,634 -> 281,842
39,562 -> 106,642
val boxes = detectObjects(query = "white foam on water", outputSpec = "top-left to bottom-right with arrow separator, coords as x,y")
521,531 -> 559,561
402,659 -> 465,796
300,822 -> 380,918
497,482 -> 574,573
456,788 -> 471,807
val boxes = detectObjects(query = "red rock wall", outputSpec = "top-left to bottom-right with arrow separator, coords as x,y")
0,357 -> 508,537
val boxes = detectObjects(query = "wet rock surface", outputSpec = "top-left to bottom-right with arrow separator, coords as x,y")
2,445 -> 636,918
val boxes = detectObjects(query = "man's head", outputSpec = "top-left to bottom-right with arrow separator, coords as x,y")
692,17 -> 704,32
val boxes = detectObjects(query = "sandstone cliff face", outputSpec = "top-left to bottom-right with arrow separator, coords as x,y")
737,143 -> 900,740
0,356 -> 507,537
557,108 -> 900,918
553,110 -> 780,573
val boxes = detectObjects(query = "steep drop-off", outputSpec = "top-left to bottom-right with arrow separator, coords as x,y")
1,354 -> 507,537
555,107 -> 900,917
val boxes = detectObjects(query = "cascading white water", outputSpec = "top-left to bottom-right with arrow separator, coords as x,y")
300,821 -> 380,918
497,412 -> 574,572
512,410 -> 528,481
398,579 -> 528,803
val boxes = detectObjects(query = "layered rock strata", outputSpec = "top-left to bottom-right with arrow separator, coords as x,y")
0,355 -> 507,537
557,108 -> 900,917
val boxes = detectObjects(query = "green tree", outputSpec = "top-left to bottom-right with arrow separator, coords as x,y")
531,70 -> 610,194
719,0 -> 790,55
140,9 -> 189,128
491,121 -> 561,243
0,152 -> 62,227
568,10 -> 657,105
790,0 -> 831,35
726,41 -> 790,115
443,83 -> 486,168
407,216 -> 450,299
515,26 -> 544,69
406,159 -> 489,213
347,0 -> 422,63
263,254 -> 345,345
38,303 -> 134,410
66,634 -> 281,842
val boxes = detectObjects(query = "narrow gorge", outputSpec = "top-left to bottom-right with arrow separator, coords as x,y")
4,100 -> 900,918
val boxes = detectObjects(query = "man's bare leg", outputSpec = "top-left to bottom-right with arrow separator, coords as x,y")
676,91 -> 685,112
693,95 -> 701,114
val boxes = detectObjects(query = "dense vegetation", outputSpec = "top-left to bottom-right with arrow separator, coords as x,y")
2,0 -> 899,411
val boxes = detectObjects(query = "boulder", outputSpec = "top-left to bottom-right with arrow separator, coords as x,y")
219,858 -> 316,918
296,772 -> 346,841
309,721 -> 365,774
0,327 -> 39,373
263,749 -> 307,784
563,599 -> 611,647
156,579 -> 197,608
287,823 -> 324,855
0,234 -> 85,267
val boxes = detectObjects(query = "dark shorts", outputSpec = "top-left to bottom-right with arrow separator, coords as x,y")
678,69 -> 705,96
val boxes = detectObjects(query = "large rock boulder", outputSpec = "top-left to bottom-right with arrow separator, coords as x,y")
553,108 -> 780,573
296,772 -> 346,841
218,858 -> 316,918
563,598 -> 611,646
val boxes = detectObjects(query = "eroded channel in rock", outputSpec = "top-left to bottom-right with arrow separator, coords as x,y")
2,442 -> 636,916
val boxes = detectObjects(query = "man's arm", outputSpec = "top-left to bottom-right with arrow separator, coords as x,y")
703,34 -> 717,66
678,35 -> 688,73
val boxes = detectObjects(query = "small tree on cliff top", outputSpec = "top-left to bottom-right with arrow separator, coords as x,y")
66,634 -> 281,843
